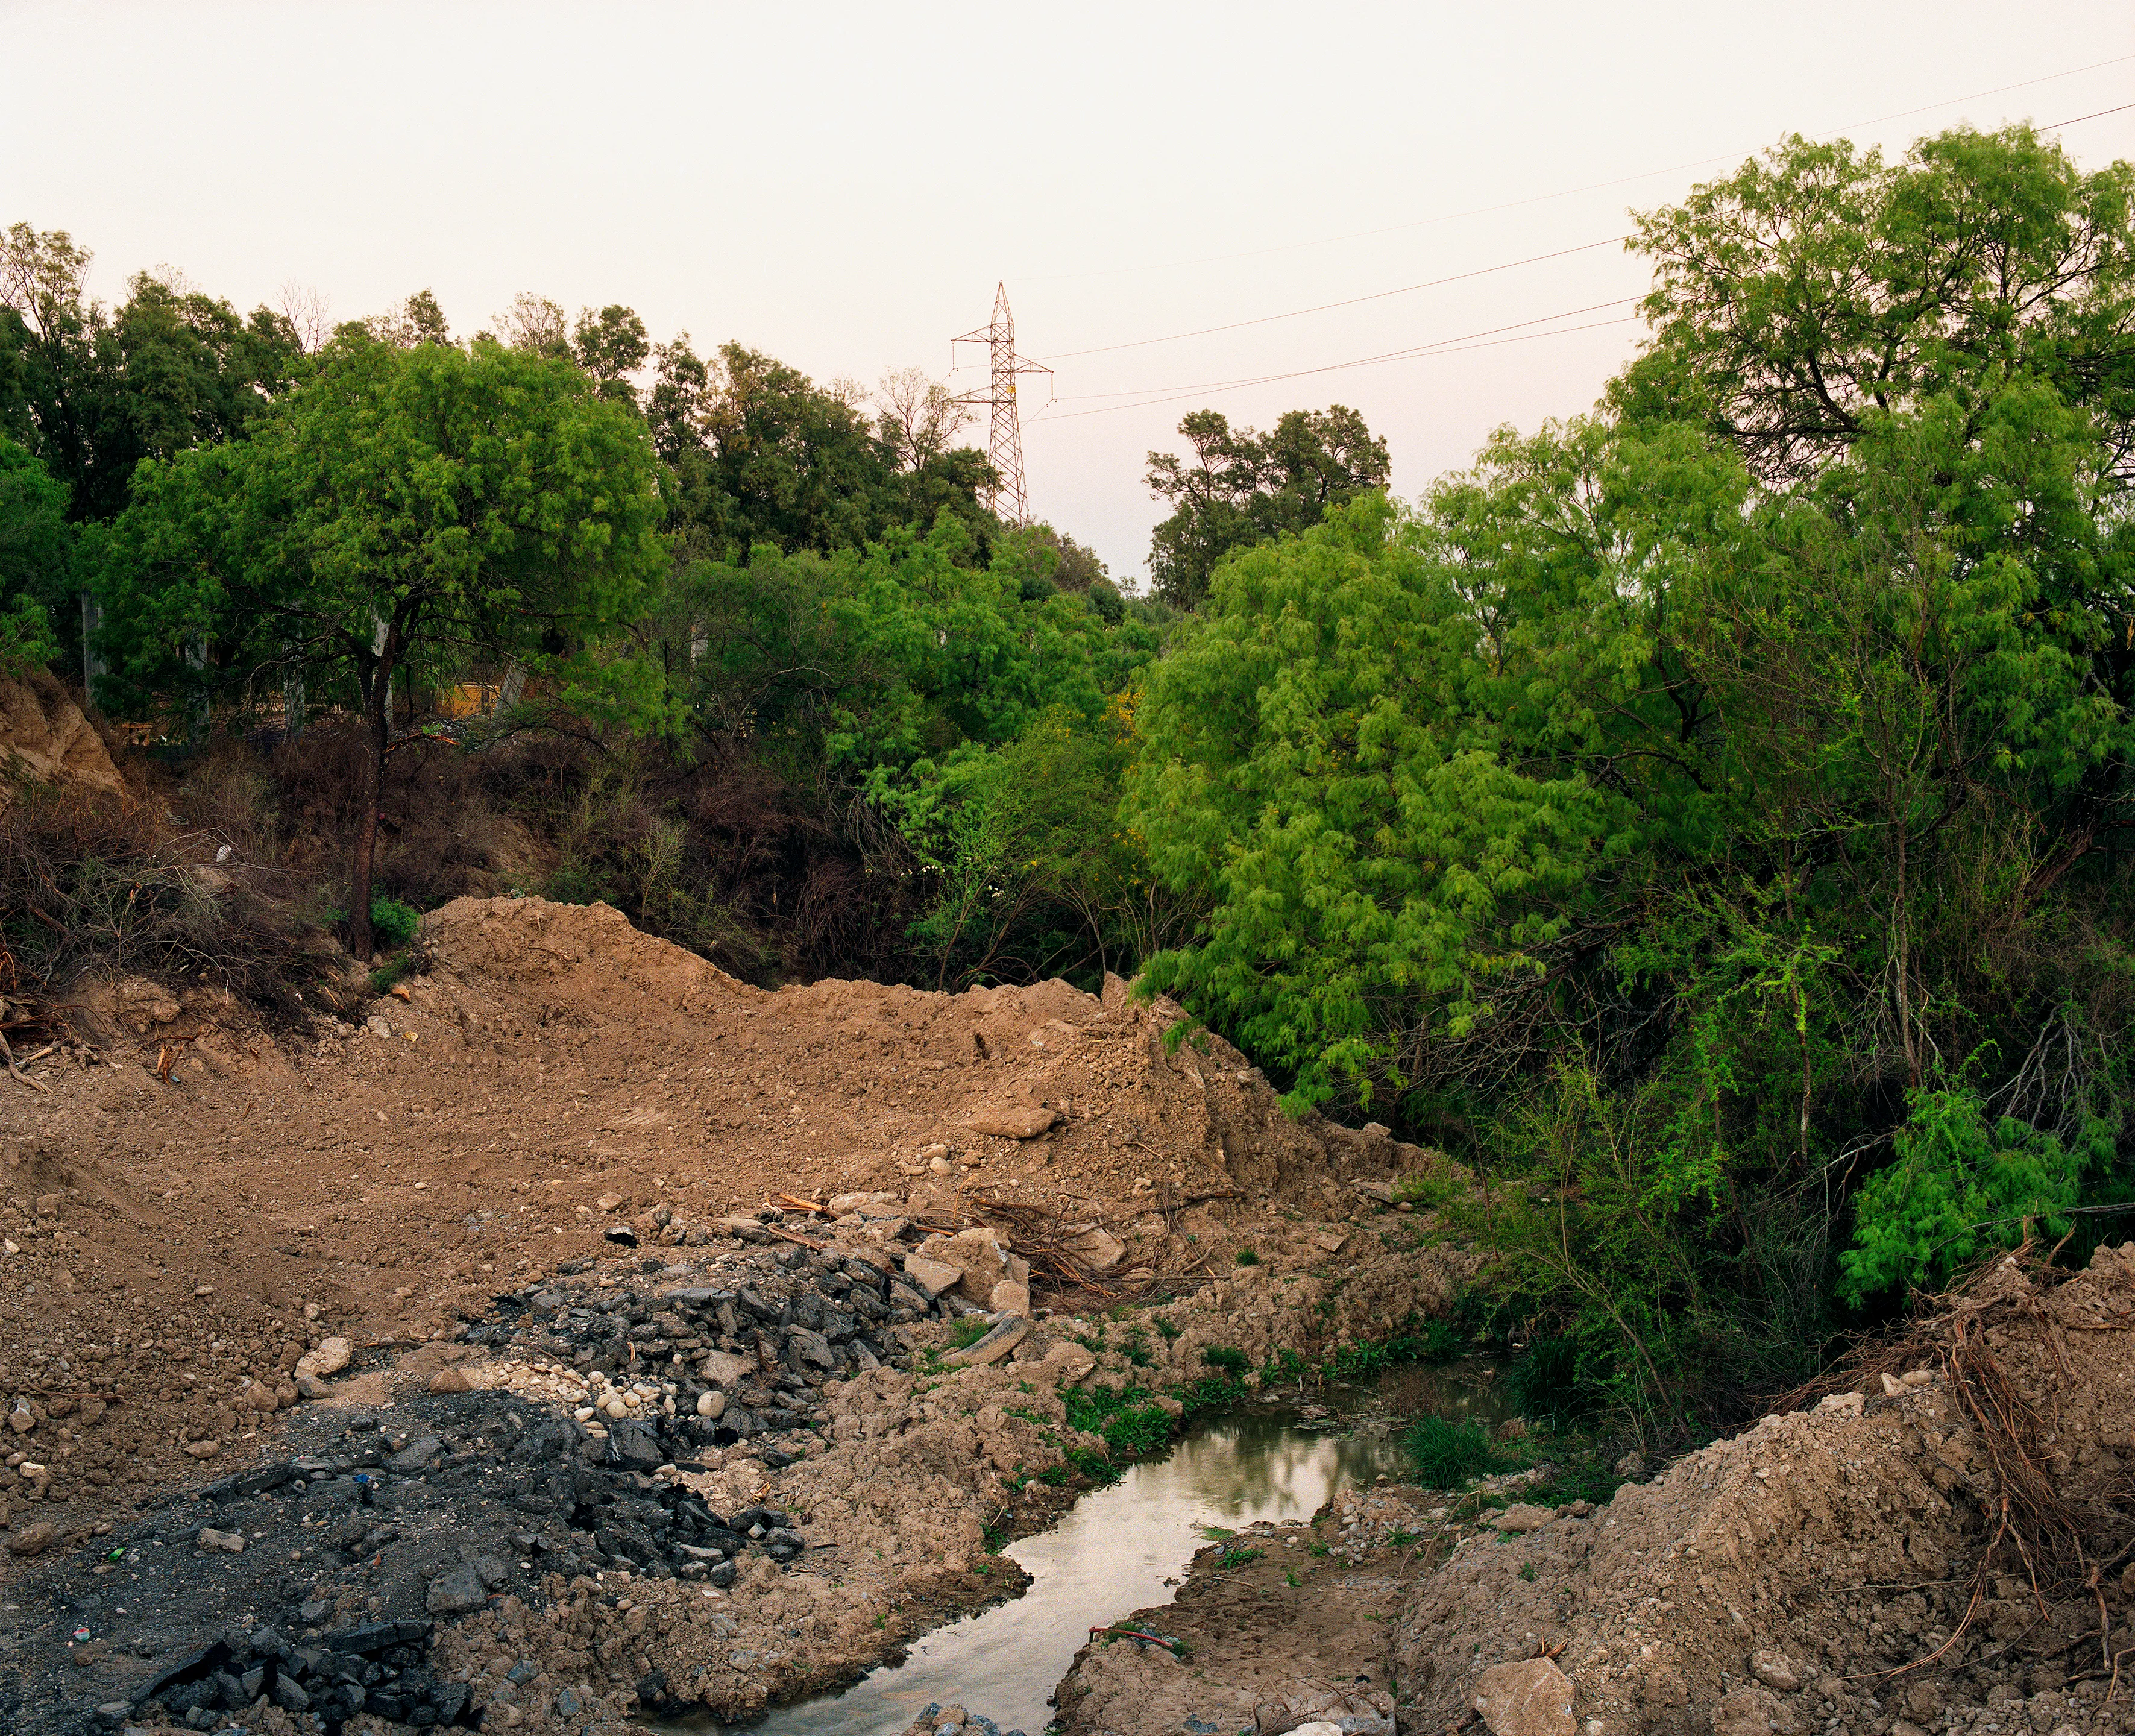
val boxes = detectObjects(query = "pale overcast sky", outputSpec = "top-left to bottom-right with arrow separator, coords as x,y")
6,1 -> 2132,582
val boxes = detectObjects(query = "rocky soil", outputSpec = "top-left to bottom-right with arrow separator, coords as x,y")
1042,1251 -> 2135,1736
11,892 -> 2133,1736
0,895 -> 1460,1734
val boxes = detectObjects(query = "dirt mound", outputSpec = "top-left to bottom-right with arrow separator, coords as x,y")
1391,1248 -> 2135,1736
0,896 -> 1433,1527
421,894 -> 756,1019
0,670 -> 122,804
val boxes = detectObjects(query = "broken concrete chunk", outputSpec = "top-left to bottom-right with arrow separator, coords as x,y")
989,1279 -> 1031,1318
694,1349 -> 752,1388
943,1316 -> 1029,1368
1350,1180 -> 1395,1203
198,1526 -> 246,1553
294,1335 -> 352,1382
1045,1341 -> 1098,1384
1486,1502 -> 1553,1533
426,1563 -> 489,1614
901,1255 -> 962,1300
1063,1225 -> 1126,1273
1471,1656 -> 1574,1736
1749,1649 -> 1801,1692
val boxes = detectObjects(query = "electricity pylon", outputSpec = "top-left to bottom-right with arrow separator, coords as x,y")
952,283 -> 1052,525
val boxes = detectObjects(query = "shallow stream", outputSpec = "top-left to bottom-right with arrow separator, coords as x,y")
746,1410 -> 1404,1736
652,1366 -> 1507,1736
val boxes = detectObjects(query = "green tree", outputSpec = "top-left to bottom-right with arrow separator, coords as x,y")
0,435 -> 68,668
95,335 -> 669,957
573,304 -> 650,403
1615,124 -> 2135,488
649,339 -> 996,562
1,228 -> 303,526
1144,404 -> 1390,608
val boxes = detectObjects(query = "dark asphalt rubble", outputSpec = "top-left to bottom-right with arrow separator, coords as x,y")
14,1223 -> 975,1734
16,1389 -> 806,1735
465,1224 -> 977,1450
127,1617 -> 465,1730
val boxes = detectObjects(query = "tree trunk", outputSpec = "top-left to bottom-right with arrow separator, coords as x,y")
350,663 -> 390,961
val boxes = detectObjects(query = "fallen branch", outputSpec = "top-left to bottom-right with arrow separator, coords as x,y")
1088,1626 -> 1181,1653
0,1029 -> 51,1093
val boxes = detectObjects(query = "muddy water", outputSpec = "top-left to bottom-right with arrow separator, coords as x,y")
731,1412 -> 1406,1736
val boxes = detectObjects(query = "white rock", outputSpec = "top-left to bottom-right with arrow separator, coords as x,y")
294,1336 -> 352,1382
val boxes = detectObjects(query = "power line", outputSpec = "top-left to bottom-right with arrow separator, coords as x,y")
1029,311 -> 1641,423
1031,54 -> 2135,285
2042,100 -> 2135,130
1048,297 -> 1641,403
1036,236 -> 1630,362
1025,96 -> 2135,426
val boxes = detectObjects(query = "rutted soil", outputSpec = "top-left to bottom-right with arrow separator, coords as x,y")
0,896 -> 1461,1733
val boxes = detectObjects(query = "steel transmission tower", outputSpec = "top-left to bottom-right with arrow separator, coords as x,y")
952,283 -> 1052,524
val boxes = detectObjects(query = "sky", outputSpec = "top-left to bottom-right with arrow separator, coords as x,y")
5,0 -> 2133,584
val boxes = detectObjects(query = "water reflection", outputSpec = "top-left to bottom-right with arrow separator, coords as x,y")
652,1366 -> 1504,1736
731,1412 -> 1407,1736
1348,1363 -> 1516,1430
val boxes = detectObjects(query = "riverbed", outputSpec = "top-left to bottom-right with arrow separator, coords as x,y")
746,1410 -> 1407,1736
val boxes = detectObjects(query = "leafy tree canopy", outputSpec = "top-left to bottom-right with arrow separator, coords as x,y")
1144,404 -> 1390,608
0,434 -> 68,668
649,338 -> 997,562
93,334 -> 669,955
1614,124 -> 2135,487
1,225 -> 303,525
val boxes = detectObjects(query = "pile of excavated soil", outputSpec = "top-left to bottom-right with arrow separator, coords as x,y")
1,895 -> 1435,1518
1034,1252 -> 2135,1736
0,895 -> 1463,1733
1388,1248 -> 2135,1736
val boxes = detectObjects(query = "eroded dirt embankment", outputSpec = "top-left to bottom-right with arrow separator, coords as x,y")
1045,1251 -> 2135,1736
0,896 -> 1464,1733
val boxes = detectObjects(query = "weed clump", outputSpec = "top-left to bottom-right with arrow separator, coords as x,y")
1402,1414 -> 1503,1489
0,778 -> 339,1026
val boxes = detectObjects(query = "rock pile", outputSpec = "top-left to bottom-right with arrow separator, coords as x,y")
130,1617 -> 468,1729
459,1218 -> 1016,1450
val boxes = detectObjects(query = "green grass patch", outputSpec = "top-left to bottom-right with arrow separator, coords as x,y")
948,1317 -> 992,1350
1059,1379 -> 1174,1468
1234,1246 -> 1260,1266
1402,1415 -> 1505,1489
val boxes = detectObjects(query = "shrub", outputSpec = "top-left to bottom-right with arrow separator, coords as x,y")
369,898 -> 422,949
0,778 -> 339,1024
